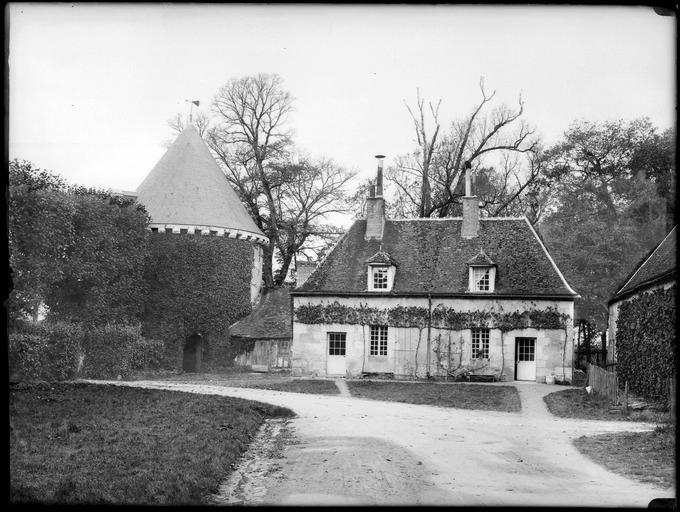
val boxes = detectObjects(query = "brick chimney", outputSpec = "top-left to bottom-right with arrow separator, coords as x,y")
461,161 -> 479,238
295,261 -> 316,286
365,155 -> 386,240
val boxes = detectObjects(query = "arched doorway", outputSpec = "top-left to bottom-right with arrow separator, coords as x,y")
183,333 -> 203,372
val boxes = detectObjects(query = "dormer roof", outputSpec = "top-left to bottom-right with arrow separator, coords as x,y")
365,250 -> 399,267
467,248 -> 496,267
136,124 -> 267,244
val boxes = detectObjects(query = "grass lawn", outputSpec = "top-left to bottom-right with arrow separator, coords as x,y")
242,379 -> 340,395
346,381 -> 521,412
134,371 -> 341,396
10,382 -> 293,505
543,388 -> 670,422
574,424 -> 675,489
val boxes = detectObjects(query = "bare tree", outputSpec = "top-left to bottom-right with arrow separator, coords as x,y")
167,74 -> 354,287
387,78 -> 538,218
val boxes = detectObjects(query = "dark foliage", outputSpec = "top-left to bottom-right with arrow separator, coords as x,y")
142,233 -> 255,369
615,285 -> 676,402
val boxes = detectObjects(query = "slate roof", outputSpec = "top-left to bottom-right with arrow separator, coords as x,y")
611,226 -> 676,301
229,287 -> 292,339
295,218 -> 576,297
136,125 -> 266,241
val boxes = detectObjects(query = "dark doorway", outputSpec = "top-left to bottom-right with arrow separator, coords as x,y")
183,333 -> 203,372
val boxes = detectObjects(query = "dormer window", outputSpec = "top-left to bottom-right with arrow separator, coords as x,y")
470,266 -> 494,292
372,266 -> 389,289
366,249 -> 398,292
467,249 -> 496,293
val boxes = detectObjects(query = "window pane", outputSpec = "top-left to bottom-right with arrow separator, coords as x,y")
472,267 -> 490,291
328,332 -> 346,355
372,267 -> 388,289
369,325 -> 388,356
471,328 -> 490,359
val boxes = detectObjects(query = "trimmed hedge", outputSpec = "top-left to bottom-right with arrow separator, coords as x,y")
80,324 -> 164,379
8,321 -> 165,381
9,322 -> 85,381
616,285 -> 676,402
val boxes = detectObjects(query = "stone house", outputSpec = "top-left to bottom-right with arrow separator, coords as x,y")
606,226 -> 676,365
290,158 -> 578,382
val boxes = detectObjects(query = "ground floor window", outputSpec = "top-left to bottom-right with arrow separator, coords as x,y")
471,328 -> 490,359
369,325 -> 388,356
328,332 -> 346,355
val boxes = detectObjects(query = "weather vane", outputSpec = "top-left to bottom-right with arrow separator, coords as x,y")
185,99 -> 200,124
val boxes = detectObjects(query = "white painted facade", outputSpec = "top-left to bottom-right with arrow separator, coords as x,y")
292,295 -> 574,382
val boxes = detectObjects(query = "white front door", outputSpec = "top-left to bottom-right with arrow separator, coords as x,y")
516,337 -> 536,381
327,332 -> 347,376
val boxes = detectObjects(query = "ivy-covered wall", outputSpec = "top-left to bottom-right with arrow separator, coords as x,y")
615,284 -> 676,402
142,233 -> 256,370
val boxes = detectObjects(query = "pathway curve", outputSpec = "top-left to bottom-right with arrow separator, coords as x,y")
84,379 -> 674,506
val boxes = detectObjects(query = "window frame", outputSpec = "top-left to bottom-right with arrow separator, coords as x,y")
327,332 -> 347,356
369,325 -> 388,356
468,265 -> 496,293
471,327 -> 490,360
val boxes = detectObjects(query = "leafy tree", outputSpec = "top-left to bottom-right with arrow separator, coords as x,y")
538,119 -> 674,328
8,159 -> 151,325
8,160 -> 75,322
46,191 -> 150,324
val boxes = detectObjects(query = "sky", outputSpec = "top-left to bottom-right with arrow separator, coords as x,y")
8,4 -> 676,198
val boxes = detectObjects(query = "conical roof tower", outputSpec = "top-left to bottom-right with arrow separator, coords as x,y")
136,124 -> 268,245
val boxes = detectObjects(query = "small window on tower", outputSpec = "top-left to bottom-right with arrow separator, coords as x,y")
150,227 -> 158,233
165,228 -> 173,234
180,228 -> 188,234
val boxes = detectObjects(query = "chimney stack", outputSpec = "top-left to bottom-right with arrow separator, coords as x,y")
461,160 -> 480,238
365,154 -> 386,240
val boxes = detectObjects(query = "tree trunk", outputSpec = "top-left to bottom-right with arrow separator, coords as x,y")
261,243 -> 275,288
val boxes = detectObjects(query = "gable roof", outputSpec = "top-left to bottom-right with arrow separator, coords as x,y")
136,125 -> 266,242
295,217 -> 577,298
229,287 -> 292,339
611,226 -> 676,302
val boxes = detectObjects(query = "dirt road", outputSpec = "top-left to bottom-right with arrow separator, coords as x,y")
92,379 -> 674,506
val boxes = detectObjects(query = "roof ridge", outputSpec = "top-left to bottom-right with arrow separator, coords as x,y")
616,226 -> 676,295
524,218 -> 578,296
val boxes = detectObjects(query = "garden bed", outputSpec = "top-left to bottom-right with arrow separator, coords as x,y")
10,382 -> 293,505
346,381 -> 521,412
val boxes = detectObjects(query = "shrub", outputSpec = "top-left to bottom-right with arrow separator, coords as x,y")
81,323 -> 163,379
9,322 -> 85,381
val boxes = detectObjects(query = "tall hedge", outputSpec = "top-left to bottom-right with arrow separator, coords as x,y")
142,233 -> 255,369
616,284 -> 676,402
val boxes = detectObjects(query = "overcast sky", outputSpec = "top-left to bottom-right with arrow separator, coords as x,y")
8,4 -> 676,194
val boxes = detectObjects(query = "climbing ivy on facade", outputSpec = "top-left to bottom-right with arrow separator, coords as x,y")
294,301 -> 570,332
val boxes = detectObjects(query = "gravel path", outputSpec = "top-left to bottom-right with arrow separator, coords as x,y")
85,379 -> 674,506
